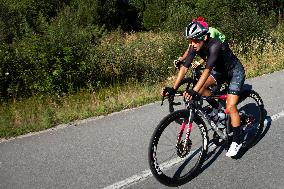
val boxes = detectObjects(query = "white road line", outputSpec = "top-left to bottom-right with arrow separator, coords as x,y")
103,110 -> 284,189
264,110 -> 284,126
103,170 -> 152,189
103,150 -> 201,189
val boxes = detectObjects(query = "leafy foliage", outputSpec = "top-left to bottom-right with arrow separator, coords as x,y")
0,0 -> 283,100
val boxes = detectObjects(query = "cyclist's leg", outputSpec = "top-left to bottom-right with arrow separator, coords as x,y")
199,71 -> 222,109
226,65 -> 245,128
198,75 -> 216,96
226,64 -> 245,157
226,94 -> 242,157
226,94 -> 241,127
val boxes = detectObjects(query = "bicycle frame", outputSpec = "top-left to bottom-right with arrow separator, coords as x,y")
202,94 -> 231,140
178,94 -> 230,149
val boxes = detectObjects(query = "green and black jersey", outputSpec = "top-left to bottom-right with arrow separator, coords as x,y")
184,27 -> 243,77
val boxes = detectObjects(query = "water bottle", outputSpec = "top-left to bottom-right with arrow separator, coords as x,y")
208,108 -> 219,122
217,111 -> 226,129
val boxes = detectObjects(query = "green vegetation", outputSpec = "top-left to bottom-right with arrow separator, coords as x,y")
0,0 -> 283,138
0,81 -> 162,137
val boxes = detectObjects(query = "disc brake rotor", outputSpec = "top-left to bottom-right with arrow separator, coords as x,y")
176,139 -> 192,158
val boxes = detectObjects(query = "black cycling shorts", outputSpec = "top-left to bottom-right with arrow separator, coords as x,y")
210,64 -> 245,95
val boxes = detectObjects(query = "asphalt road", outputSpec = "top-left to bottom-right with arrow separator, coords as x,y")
1,70 -> 284,189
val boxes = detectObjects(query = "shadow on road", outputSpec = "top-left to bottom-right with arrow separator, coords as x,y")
233,108 -> 272,159
175,108 -> 273,186
199,141 -> 225,172
170,140 -> 226,186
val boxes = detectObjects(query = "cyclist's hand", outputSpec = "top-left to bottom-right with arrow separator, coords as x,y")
173,58 -> 183,69
183,89 -> 200,100
162,87 -> 176,96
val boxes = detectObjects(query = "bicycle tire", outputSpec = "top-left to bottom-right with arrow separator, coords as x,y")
148,109 -> 208,186
238,89 -> 264,148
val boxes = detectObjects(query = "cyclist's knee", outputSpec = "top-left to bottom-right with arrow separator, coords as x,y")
226,104 -> 238,114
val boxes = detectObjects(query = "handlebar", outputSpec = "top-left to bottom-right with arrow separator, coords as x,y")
161,88 -> 227,106
161,91 -> 183,106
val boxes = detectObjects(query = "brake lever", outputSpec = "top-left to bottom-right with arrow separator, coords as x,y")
161,96 -> 165,106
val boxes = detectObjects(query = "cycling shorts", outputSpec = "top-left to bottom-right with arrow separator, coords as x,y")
210,64 -> 245,95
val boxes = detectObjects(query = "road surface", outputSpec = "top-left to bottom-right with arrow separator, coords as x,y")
1,70 -> 284,189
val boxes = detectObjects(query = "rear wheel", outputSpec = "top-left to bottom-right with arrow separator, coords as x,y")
238,90 -> 264,148
148,109 -> 208,186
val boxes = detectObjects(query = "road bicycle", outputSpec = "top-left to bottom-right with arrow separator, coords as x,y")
149,86 -> 264,186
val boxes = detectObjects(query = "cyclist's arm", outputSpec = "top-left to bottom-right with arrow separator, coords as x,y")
193,42 -> 221,92
193,68 -> 210,92
179,46 -> 190,61
204,41 -> 220,70
173,46 -> 196,89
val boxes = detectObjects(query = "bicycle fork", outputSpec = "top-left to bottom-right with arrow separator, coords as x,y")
177,109 -> 194,153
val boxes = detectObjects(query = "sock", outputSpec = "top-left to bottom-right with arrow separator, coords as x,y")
232,126 -> 241,144
207,99 -> 219,109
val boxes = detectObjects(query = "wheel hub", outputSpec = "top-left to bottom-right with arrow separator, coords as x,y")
176,139 -> 192,158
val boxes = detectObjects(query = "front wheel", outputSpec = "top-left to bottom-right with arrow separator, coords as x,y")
238,90 -> 264,148
148,109 -> 208,186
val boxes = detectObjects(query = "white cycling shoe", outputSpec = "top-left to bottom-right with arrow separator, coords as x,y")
226,142 -> 242,157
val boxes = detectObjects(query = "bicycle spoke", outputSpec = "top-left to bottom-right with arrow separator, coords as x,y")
238,90 -> 264,148
149,109 -> 208,186
158,143 -> 175,147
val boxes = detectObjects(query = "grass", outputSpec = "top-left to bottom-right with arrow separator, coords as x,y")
234,37 -> 284,78
0,82 -> 165,138
0,32 -> 283,139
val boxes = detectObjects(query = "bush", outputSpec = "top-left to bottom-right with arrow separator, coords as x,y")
0,6 -> 106,99
93,31 -> 185,85
132,0 -> 279,44
0,0 -> 283,100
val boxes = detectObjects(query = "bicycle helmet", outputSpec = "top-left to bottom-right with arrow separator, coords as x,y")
185,16 -> 209,40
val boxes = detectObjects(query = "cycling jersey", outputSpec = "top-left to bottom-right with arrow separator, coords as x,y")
183,37 -> 245,95
184,38 -> 241,73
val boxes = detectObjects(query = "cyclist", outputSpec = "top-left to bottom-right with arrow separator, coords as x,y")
163,16 -> 245,157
